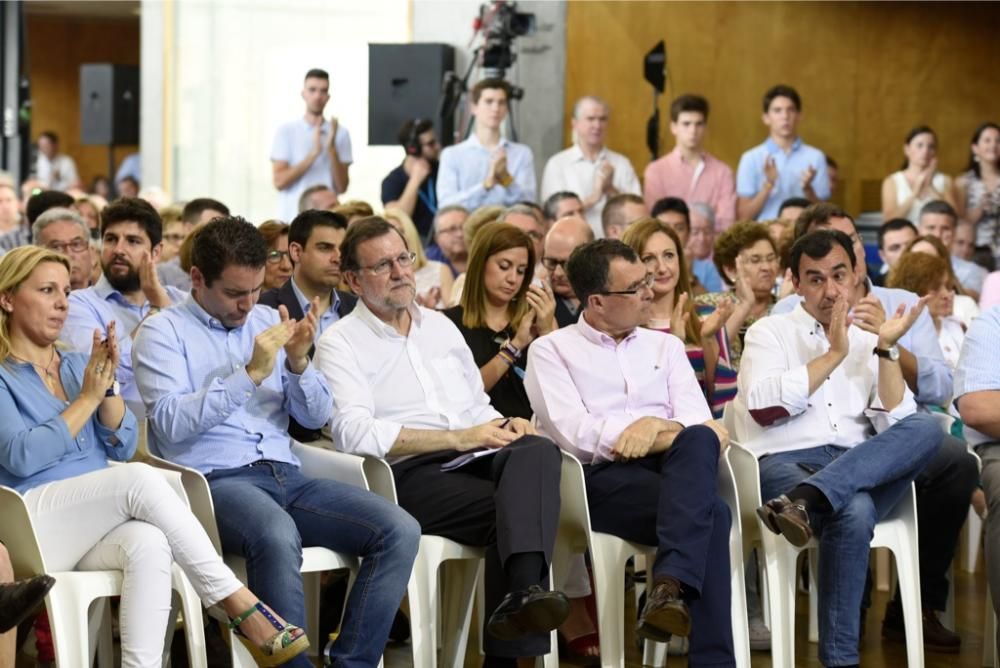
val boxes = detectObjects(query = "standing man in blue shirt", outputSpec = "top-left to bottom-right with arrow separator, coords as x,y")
271,69 -> 353,222
132,216 -> 419,668
437,79 -> 536,210
736,85 -> 830,221
61,198 -> 186,411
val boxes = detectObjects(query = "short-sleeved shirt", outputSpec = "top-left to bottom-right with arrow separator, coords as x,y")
736,137 -> 829,220
381,162 -> 439,240
271,118 -> 353,221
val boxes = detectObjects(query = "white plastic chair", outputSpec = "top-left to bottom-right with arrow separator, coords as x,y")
552,449 -> 751,668
145,441 -> 366,666
0,470 -> 207,668
723,405 -> 925,668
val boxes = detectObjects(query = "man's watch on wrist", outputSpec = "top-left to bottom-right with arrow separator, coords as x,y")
873,344 -> 900,361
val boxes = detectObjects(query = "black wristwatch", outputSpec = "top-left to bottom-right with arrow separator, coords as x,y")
873,345 -> 900,362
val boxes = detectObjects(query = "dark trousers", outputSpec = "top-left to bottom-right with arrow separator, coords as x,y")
895,433 -> 980,610
584,425 -> 735,668
392,435 -> 562,658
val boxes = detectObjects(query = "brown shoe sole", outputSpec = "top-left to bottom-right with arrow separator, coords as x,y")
756,503 -> 812,547
637,602 -> 692,639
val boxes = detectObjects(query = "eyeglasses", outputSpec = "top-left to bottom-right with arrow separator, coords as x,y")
599,273 -> 654,296
541,257 -> 569,272
266,250 -> 290,264
46,239 -> 90,254
358,251 -> 416,276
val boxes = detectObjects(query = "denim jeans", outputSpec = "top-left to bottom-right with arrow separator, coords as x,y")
758,413 -> 942,667
207,461 -> 420,668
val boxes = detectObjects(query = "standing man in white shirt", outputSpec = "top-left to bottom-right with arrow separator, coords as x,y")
437,79 -> 536,211
541,96 -> 641,239
34,131 -> 81,192
271,69 -> 352,222
315,217 -> 569,665
735,229 -> 942,668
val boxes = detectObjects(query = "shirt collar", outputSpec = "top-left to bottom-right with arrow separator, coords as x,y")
570,143 -> 606,163
289,278 -> 341,316
577,311 -> 639,348
765,136 -> 803,154
94,274 -> 117,300
667,146 -> 705,165
354,298 -> 422,339
790,302 -> 826,336
182,294 -> 231,331
468,134 -> 508,151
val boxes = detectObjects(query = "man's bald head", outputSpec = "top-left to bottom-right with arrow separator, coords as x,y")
543,215 -> 595,299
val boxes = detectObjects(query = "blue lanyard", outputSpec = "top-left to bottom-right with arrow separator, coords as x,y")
417,176 -> 437,215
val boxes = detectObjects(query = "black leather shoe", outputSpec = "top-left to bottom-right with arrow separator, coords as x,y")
636,580 -> 691,641
881,599 -> 960,653
487,586 -> 570,642
756,495 -> 813,547
0,574 -> 55,633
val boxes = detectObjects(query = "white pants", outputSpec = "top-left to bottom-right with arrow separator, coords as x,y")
24,463 -> 243,668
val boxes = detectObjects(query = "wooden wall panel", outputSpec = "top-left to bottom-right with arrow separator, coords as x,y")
26,15 -> 140,189
565,2 -> 1000,215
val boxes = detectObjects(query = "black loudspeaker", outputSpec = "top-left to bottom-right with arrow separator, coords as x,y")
368,43 -> 455,147
80,64 -> 140,146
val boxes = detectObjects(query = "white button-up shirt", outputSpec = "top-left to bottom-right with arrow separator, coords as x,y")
541,144 -> 641,238
733,304 -> 916,457
524,315 -> 711,464
314,300 -> 501,461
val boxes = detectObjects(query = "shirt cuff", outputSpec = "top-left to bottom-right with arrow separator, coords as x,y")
226,366 -> 259,405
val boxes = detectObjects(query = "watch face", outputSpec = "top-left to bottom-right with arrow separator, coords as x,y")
888,346 -> 900,361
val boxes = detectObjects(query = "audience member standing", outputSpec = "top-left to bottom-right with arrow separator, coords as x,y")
437,79 -> 536,210
315,217 -> 569,664
956,123 -> 1000,260
644,95 -> 736,231
133,217 -> 418,668
736,85 -> 829,221
881,126 -> 957,223
271,68 -> 352,221
34,132 -> 81,192
381,119 -> 442,239
541,96 -> 640,239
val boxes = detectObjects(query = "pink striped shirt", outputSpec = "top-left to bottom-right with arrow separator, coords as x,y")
643,148 -> 737,232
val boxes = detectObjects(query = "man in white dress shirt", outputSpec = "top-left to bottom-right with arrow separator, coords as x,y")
735,229 -> 942,667
314,217 -> 568,665
541,96 -> 641,239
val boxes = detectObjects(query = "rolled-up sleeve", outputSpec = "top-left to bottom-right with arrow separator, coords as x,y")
740,323 -> 811,426
96,407 -> 138,461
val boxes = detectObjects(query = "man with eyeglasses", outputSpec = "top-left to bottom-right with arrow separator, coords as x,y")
381,119 -> 442,239
61,198 -> 186,411
32,206 -> 95,290
524,239 -> 734,662
426,205 -> 469,277
541,214 -> 593,328
315,217 -> 570,665
771,202 -> 977,653
497,203 -> 546,268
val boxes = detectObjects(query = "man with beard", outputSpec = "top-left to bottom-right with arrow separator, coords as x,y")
381,119 -> 442,240
271,68 -> 353,222
62,197 -> 185,409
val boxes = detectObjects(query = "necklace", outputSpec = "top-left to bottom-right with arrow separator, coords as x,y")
10,347 -> 58,381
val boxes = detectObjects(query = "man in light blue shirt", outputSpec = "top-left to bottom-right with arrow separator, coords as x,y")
132,216 -> 419,668
736,85 -> 829,221
62,198 -> 186,409
771,204 -> 977,649
917,199 -> 988,299
271,68 -> 353,222
437,78 -> 536,209
954,306 -> 1000,637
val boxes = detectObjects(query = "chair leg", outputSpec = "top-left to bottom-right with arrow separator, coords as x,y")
172,565 -> 207,668
589,539 -> 630,668
47,588 -> 98,668
891,541 -> 925,668
95,598 -> 114,668
440,558 -> 482,668
967,505 -> 984,573
303,571 -> 323,659
762,535 -> 798,668
407,550 -> 440,668
807,550 -> 819,644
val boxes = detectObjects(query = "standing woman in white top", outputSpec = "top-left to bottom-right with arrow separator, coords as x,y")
881,126 -> 957,223
955,122 -> 1000,259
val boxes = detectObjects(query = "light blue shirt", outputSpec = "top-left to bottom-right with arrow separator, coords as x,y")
0,352 -> 137,493
132,296 -> 333,474
771,280 -> 952,406
271,118 -> 353,221
952,255 -> 988,295
289,278 -> 342,340
954,306 -> 1000,447
736,137 -> 830,220
692,258 -> 723,293
437,135 -> 536,209
62,275 -> 187,405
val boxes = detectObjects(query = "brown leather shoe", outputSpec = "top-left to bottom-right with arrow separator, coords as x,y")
636,579 -> 691,641
756,495 -> 813,547
881,599 -> 960,653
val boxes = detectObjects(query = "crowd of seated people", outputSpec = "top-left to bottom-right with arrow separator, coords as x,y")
1,71 -> 999,668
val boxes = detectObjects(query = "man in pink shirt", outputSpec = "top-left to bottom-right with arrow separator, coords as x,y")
525,239 -> 735,665
644,95 -> 737,232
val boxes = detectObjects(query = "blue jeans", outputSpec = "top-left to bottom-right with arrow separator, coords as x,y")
758,413 -> 942,667
207,461 -> 420,668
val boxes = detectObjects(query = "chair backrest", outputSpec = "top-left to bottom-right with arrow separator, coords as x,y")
290,441 -> 370,490
0,486 -> 48,578
361,456 -> 399,505
555,451 -> 593,554
144,455 -> 224,554
722,403 -> 765,545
